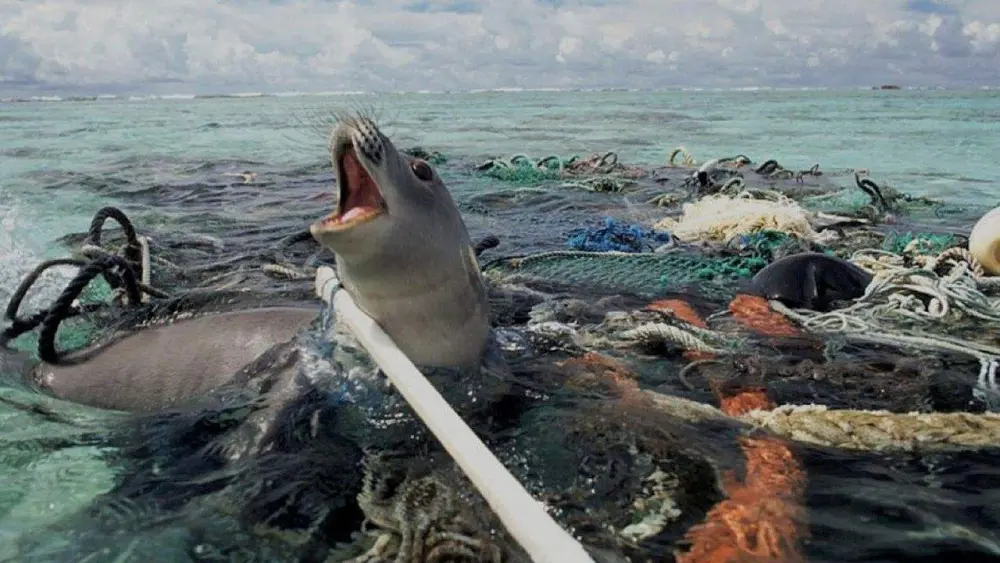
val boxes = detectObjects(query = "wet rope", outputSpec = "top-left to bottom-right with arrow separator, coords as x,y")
2,206 -> 305,355
615,322 -> 738,355
618,283 -> 1000,454
648,390 -> 1000,452
76,206 -> 161,301
845,260 -> 1000,324
762,246 -> 1000,358
36,255 -> 142,364
768,299 -> 1000,405
1,258 -> 93,349
743,404 -> 1000,452
1,207 -> 174,351
667,146 -> 697,167
261,229 -> 322,281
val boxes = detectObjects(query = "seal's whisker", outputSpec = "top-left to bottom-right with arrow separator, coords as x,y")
326,97 -> 402,140
281,103 -> 344,152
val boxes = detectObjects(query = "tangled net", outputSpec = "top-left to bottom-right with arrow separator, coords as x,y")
467,140 -> 1000,561
6,139 -> 1000,563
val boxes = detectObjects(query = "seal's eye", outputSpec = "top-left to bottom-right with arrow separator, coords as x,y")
411,159 -> 433,182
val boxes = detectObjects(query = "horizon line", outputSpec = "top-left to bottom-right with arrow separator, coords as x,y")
3,83 -> 998,103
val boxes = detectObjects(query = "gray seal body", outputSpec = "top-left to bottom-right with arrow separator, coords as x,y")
29,307 -> 317,412
309,115 -> 490,368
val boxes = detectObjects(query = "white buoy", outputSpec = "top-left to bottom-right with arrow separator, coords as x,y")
969,206 -> 1000,275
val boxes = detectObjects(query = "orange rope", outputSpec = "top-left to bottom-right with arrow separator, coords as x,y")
562,296 -> 810,563
648,296 -> 810,563
676,386 -> 808,563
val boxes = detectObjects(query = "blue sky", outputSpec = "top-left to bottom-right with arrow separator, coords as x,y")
1,0 -> 998,95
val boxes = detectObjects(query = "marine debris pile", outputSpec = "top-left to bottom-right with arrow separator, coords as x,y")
3,140 -> 1000,563
470,144 -> 1000,560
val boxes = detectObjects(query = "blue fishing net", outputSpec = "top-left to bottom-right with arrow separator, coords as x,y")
566,217 -> 673,253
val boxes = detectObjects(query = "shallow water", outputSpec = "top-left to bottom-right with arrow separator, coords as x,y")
1,89 -> 999,561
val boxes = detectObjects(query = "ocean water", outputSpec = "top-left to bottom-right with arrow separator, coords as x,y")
3,88 -> 999,250
1,89 -> 1000,561
4,88 -> 998,355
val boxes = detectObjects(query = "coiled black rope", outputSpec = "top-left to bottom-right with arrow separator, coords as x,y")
854,172 -> 889,212
474,235 -> 500,257
36,255 -> 142,364
89,206 -> 139,249
2,206 -> 154,352
755,159 -> 781,175
1,258 -> 91,349
86,206 -> 145,290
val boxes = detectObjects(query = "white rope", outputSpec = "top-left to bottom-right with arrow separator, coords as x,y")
136,235 -> 151,303
314,266 -> 595,563
769,299 -> 1000,407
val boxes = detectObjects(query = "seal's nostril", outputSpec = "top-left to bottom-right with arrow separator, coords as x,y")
349,121 -> 386,166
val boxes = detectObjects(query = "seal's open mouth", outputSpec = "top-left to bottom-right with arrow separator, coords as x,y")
317,144 -> 387,231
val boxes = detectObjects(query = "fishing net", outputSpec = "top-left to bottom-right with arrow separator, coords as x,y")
485,250 -> 767,299
4,142 -> 1000,563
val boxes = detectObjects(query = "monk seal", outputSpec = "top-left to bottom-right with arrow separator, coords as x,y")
27,306 -> 317,412
745,252 -> 872,312
309,114 -> 490,368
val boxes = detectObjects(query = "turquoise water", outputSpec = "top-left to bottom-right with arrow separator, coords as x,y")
1,89 -> 999,560
4,89 -> 998,324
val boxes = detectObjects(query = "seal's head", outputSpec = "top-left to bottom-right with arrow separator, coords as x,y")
310,115 -> 490,368
746,252 -> 872,312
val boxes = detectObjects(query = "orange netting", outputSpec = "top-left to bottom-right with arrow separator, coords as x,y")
559,297 -> 810,563
559,351 -> 643,403
718,386 -> 773,415
645,296 -> 810,563
648,298 -> 710,328
728,294 -> 802,338
677,386 -> 809,563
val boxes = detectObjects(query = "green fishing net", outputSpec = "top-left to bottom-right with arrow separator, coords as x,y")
801,184 -> 971,223
484,249 -> 768,299
477,154 -> 576,185
881,231 -> 958,255
801,189 -> 872,213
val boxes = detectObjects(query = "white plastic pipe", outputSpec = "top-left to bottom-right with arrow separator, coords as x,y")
315,266 -> 595,563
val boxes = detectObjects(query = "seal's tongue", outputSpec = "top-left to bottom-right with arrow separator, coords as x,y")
336,147 -> 383,224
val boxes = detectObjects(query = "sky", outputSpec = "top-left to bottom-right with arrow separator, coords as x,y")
1,0 -> 999,95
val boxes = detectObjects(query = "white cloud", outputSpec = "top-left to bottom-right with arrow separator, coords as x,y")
0,0 -> 998,94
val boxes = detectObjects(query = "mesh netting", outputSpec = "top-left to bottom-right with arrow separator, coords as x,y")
483,249 -> 768,298
482,168 -> 558,184
881,231 -> 958,254
6,141 -> 1000,563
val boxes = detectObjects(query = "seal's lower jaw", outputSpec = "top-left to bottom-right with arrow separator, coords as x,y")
313,145 -> 387,235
